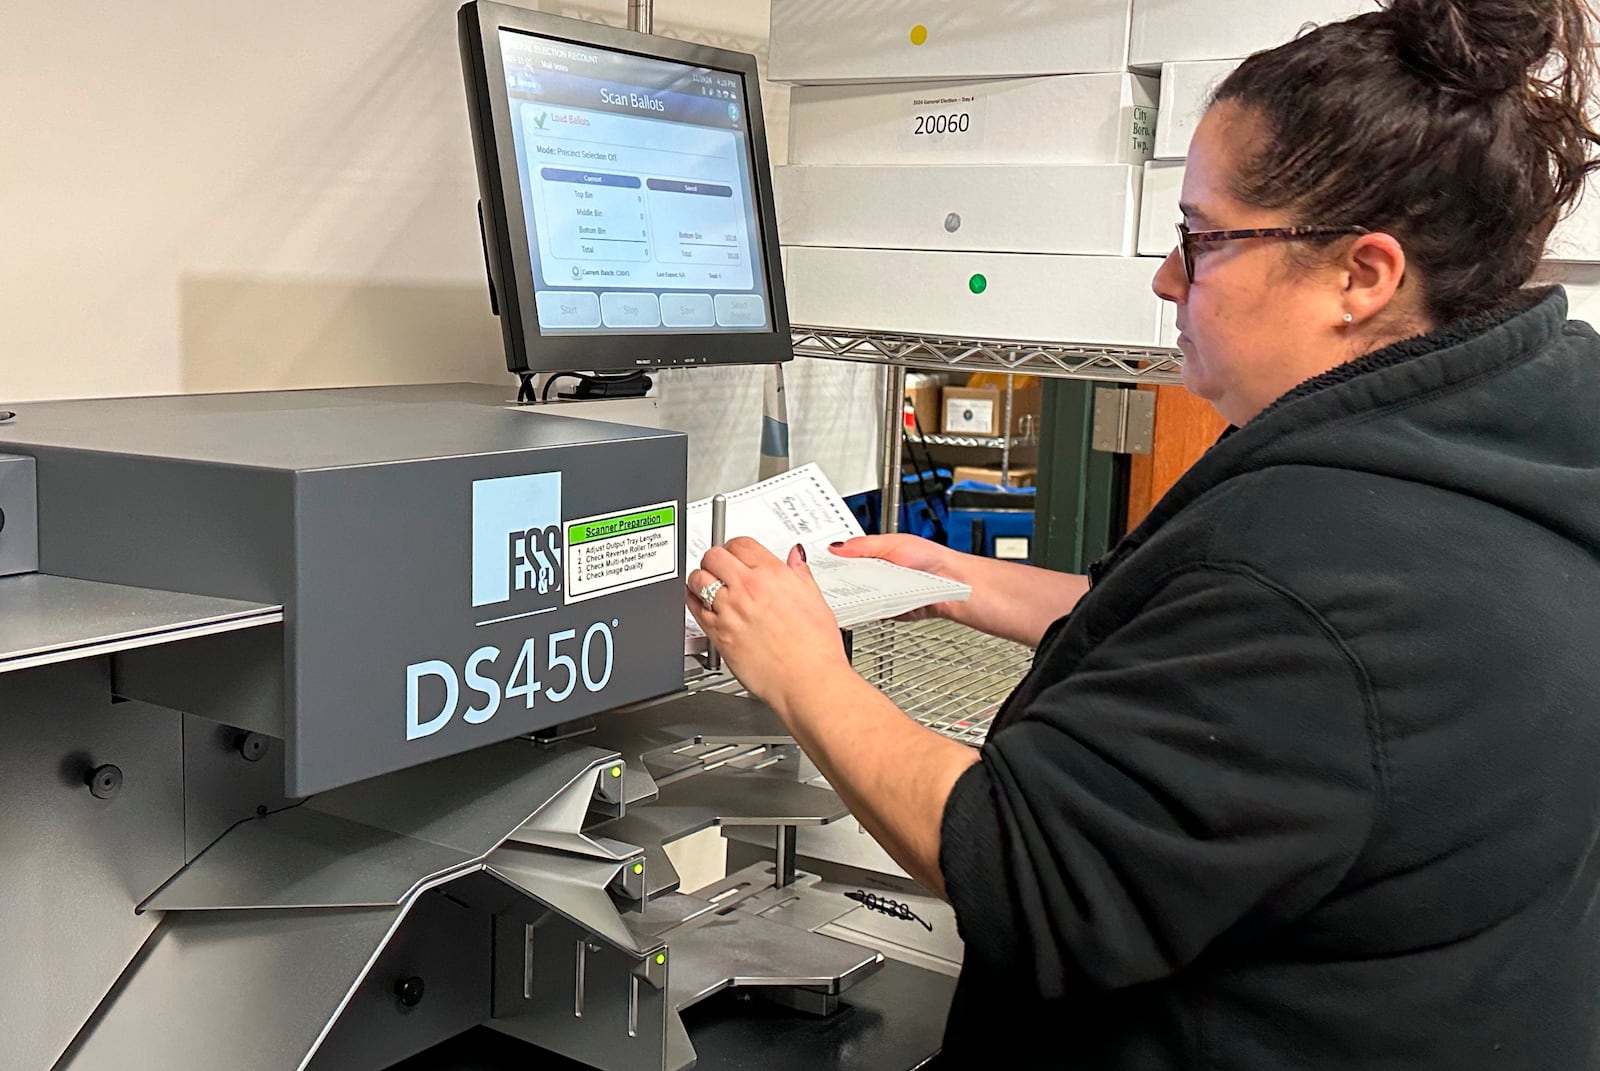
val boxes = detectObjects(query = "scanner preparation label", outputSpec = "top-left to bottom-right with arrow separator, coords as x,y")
564,501 -> 678,603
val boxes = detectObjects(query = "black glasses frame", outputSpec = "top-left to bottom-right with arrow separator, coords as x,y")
1176,223 -> 1372,283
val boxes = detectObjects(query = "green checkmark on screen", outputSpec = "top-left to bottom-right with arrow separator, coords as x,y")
533,112 -> 547,129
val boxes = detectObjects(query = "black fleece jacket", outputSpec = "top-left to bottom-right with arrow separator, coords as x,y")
937,288 -> 1600,1068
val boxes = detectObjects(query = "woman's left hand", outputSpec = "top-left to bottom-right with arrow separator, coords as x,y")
687,537 -> 852,716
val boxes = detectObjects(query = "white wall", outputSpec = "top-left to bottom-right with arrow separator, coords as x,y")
0,0 -> 783,403
2,1 -> 499,401
0,0 -> 881,495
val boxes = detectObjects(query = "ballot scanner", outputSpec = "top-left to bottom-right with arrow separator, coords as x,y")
0,7 -> 960,1067
0,385 -> 960,1071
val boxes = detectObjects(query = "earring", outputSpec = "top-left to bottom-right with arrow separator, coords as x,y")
1342,313 -> 1354,326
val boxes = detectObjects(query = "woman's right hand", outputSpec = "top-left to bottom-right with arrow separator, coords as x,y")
830,535 -> 973,623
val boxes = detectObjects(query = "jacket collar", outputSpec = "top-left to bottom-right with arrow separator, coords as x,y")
1091,286 -> 1571,583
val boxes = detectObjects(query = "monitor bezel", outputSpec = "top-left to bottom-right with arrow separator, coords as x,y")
459,1 -> 793,375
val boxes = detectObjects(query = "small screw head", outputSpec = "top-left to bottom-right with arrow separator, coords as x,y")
944,213 -> 962,233
86,764 -> 123,800
237,732 -> 269,763
395,976 -> 426,1008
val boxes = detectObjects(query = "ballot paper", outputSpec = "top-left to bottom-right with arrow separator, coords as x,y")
684,463 -> 971,634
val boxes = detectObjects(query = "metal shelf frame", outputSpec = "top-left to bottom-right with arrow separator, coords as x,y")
848,619 -> 1033,746
767,329 -> 1180,739
791,325 -> 1182,532
790,326 -> 1183,386
686,619 -> 1032,747
912,431 -> 1040,450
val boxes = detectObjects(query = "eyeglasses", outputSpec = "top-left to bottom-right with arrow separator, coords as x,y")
1175,222 -> 1371,283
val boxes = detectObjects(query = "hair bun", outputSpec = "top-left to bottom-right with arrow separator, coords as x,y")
1387,0 -> 1558,96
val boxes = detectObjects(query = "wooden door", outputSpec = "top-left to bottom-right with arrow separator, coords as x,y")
1125,385 -> 1229,531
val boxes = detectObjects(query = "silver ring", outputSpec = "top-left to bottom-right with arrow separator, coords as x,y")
697,580 -> 724,609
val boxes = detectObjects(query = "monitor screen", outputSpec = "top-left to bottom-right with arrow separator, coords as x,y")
460,4 -> 792,374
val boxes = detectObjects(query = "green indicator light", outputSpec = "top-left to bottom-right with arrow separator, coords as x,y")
610,766 -> 622,778
632,862 -> 644,875
655,953 -> 667,966
968,274 -> 988,295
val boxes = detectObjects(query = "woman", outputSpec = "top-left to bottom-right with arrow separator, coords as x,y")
688,0 -> 1600,1064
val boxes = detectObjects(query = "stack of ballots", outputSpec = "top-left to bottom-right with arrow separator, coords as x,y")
767,0 -> 1166,347
1127,0 -> 1600,341
684,463 -> 969,639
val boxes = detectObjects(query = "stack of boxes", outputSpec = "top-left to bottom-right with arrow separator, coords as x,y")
1131,0 -> 1600,332
1134,0 -> 1379,344
769,1 -> 1598,351
768,1 -> 1165,348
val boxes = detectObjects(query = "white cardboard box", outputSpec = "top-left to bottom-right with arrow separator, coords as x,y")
1159,298 -> 1180,348
783,246 -> 1165,345
1155,60 -> 1241,159
1130,0 -> 1381,67
1553,265 -> 1600,323
769,0 -> 1133,83
1151,275 -> 1600,350
775,165 -> 1144,256
1548,178 -> 1600,263
1139,165 -> 1598,263
1139,161 -> 1185,257
789,74 -> 1160,167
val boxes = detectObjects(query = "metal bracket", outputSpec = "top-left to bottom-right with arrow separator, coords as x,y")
0,453 -> 37,578
1091,386 -> 1156,455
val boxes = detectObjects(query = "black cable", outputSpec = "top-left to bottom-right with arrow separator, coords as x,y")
540,372 -> 589,402
845,889 -> 934,932
540,370 -> 648,402
517,374 -> 536,404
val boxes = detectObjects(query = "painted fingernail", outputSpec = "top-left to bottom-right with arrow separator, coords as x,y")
795,543 -> 807,562
829,541 -> 845,548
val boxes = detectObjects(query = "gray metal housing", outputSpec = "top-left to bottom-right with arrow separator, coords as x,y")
0,387 -> 688,795
0,452 -> 38,576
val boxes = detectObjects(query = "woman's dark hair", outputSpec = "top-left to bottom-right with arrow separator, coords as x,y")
1212,0 -> 1600,325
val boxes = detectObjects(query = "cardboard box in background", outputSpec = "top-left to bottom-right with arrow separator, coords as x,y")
905,373 -> 951,435
952,464 -> 1038,488
977,378 -> 1043,439
942,385 -> 1002,435
769,0 -> 1134,83
1154,60 -> 1241,159
939,381 -> 1042,437
788,74 -> 1159,167
776,164 -> 1145,257
1139,161 -> 1185,257
783,246 -> 1166,345
1128,0 -> 1381,68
